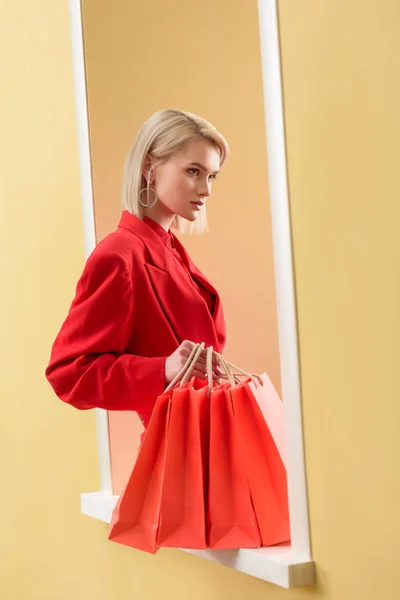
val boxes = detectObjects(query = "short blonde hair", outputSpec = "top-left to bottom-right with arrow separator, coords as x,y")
121,108 -> 229,234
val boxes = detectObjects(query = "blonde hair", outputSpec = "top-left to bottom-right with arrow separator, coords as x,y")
121,108 -> 229,234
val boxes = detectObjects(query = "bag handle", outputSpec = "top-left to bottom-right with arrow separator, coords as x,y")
164,343 -> 263,393
164,343 -> 215,395
182,344 -> 222,395
181,344 -> 214,396
164,342 -> 204,392
213,350 -> 263,386
180,342 -> 207,387
215,353 -> 236,385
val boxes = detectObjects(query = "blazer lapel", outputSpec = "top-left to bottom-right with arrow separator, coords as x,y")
118,212 -> 225,350
172,234 -> 226,350
118,210 -> 170,271
171,235 -> 217,296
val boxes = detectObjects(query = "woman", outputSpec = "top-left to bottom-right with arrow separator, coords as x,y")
45,108 -> 228,431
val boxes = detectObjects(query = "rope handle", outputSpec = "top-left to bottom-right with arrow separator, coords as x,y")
181,344 -> 215,397
164,343 -> 263,393
165,343 -> 215,395
213,350 -> 264,386
164,342 -> 204,392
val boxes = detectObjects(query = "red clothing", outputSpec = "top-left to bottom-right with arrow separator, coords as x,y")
143,216 -> 215,315
45,211 -> 226,428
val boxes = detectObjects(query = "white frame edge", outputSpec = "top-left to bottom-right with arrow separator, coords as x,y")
69,0 -> 113,494
257,0 -> 312,561
69,0 -> 314,588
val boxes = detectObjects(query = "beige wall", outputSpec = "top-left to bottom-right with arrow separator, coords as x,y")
2,1 -> 400,599
81,0 -> 281,493
278,0 -> 400,597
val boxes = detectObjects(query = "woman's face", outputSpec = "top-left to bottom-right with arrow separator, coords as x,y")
150,138 -> 221,223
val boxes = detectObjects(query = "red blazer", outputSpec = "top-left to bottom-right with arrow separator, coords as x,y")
45,211 -> 226,426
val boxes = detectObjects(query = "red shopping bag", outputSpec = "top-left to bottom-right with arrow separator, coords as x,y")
208,384 -> 262,549
108,390 -> 171,554
157,378 -> 209,549
230,378 -> 290,546
249,373 -> 287,466
109,374 -> 211,554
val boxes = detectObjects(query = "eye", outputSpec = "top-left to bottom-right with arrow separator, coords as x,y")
208,174 -> 218,181
188,168 -> 200,176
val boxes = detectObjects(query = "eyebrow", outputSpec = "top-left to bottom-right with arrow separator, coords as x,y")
188,162 -> 219,175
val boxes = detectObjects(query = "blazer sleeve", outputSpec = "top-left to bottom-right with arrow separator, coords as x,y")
45,249 -> 167,412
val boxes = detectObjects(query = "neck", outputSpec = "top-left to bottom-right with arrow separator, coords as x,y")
143,204 -> 175,232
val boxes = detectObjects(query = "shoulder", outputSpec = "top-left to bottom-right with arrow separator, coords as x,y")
75,230 -> 146,294
88,227 -> 147,267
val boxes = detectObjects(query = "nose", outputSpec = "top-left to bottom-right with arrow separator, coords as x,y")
198,179 -> 212,198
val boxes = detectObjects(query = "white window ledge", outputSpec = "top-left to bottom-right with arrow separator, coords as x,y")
81,491 -> 315,589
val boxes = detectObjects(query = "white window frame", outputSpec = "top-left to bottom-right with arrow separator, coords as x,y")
69,0 -> 315,588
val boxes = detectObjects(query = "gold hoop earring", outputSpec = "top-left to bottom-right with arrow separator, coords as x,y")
138,185 -> 158,209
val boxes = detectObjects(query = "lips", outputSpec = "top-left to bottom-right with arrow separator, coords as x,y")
191,201 -> 204,208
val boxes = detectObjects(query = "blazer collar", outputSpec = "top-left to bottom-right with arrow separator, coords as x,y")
118,210 -> 212,286
118,210 -> 165,245
118,211 -> 217,296
117,211 -> 226,350
118,211 -> 170,269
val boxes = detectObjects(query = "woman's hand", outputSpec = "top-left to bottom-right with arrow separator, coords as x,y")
165,340 -> 222,385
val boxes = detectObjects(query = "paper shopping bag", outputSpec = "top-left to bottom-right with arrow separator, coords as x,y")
230,379 -> 290,546
249,373 -> 287,466
208,384 -> 262,549
156,382 -> 210,549
108,391 -> 171,554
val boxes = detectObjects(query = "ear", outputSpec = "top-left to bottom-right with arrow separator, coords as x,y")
142,154 -> 153,182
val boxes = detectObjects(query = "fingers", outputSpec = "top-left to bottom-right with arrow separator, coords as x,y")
181,341 -> 219,362
191,368 -> 219,381
192,361 -> 222,380
196,355 -> 223,374
167,342 -> 224,387
200,349 -> 220,367
180,342 -> 223,377
180,340 -> 198,352
180,341 -> 206,363
196,351 -> 220,369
